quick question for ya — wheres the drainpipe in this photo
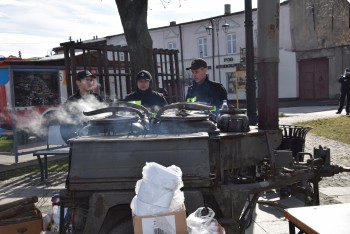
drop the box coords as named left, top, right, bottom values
left=210, top=19, right=216, bottom=81
left=257, top=0, right=280, bottom=130
left=179, top=24, right=186, bottom=99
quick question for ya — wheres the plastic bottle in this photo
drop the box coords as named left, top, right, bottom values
left=221, top=100, right=228, bottom=110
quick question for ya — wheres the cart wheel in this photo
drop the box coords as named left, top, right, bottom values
left=100, top=204, right=133, bottom=234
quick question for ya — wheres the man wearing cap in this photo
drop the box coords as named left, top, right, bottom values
left=66, top=70, right=104, bottom=102
left=336, top=68, right=350, bottom=115
left=60, top=70, right=105, bottom=142
left=185, top=58, right=228, bottom=113
left=124, top=70, right=167, bottom=112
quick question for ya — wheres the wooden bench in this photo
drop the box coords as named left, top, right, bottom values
left=33, top=125, right=69, bottom=181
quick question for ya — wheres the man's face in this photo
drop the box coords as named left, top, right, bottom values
left=346, top=72, right=350, bottom=77
left=191, top=67, right=207, bottom=84
left=137, top=79, right=150, bottom=91
left=77, top=77, right=96, bottom=92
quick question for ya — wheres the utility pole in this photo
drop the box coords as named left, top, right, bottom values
left=244, top=0, right=258, bottom=125
left=257, top=0, right=280, bottom=130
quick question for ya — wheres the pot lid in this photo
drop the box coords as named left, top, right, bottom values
left=89, top=115, right=139, bottom=125
left=83, top=106, right=143, bottom=125
left=156, top=102, right=212, bottom=121
left=159, top=109, right=209, bottom=121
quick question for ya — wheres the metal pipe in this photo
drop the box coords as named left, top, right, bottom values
left=257, top=0, right=280, bottom=130
left=216, top=30, right=222, bottom=83
left=179, top=24, right=186, bottom=98
left=210, top=19, right=216, bottom=81
left=244, top=0, right=258, bottom=125
left=207, top=18, right=229, bottom=83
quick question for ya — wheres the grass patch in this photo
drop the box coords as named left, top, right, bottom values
left=0, top=137, right=14, bottom=152
left=296, top=116, right=350, bottom=144
left=0, top=158, right=69, bottom=181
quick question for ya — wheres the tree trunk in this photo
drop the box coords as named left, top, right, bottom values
left=115, top=0, right=154, bottom=89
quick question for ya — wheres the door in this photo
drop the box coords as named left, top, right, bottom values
left=299, top=58, right=329, bottom=99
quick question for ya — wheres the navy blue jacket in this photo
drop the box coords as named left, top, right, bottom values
left=186, top=75, right=228, bottom=111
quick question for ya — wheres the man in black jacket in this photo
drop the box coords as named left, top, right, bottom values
left=185, top=58, right=228, bottom=113
left=124, top=70, right=167, bottom=112
left=60, top=70, right=105, bottom=142
left=336, top=68, right=350, bottom=115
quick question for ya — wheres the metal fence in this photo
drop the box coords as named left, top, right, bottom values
left=60, top=41, right=183, bottom=103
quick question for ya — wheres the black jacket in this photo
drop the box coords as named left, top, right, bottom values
left=339, top=75, right=350, bottom=93
left=60, top=90, right=104, bottom=142
left=66, top=90, right=104, bottom=103
left=124, top=89, right=167, bottom=112
left=186, top=75, right=228, bottom=110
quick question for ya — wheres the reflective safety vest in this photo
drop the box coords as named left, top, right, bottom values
left=128, top=100, right=142, bottom=105
left=186, top=97, right=216, bottom=112
left=186, top=97, right=197, bottom=103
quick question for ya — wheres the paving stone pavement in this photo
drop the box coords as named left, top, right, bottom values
left=246, top=105, right=350, bottom=233
left=0, top=105, right=349, bottom=233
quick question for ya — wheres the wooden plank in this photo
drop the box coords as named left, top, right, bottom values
left=0, top=203, right=36, bottom=220
left=0, top=197, right=38, bottom=212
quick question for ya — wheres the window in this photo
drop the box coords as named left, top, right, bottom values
left=13, top=70, right=60, bottom=107
left=168, top=42, right=176, bottom=49
left=198, top=38, right=208, bottom=57
left=119, top=52, right=125, bottom=61
left=227, top=34, right=237, bottom=54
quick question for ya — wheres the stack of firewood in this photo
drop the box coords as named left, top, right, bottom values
left=0, top=196, right=42, bottom=226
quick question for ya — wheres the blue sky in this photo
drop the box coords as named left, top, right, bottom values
left=0, top=0, right=255, bottom=58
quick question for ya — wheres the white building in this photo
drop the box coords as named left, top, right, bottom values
left=107, top=1, right=298, bottom=101
left=67, top=0, right=350, bottom=102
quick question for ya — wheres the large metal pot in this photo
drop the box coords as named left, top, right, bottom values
left=81, top=105, right=148, bottom=136
left=151, top=102, right=218, bottom=134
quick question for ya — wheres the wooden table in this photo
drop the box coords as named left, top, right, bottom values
left=284, top=203, right=350, bottom=234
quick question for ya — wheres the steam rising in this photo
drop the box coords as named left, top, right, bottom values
left=15, top=95, right=109, bottom=138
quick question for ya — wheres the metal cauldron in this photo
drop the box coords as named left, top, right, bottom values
left=80, top=105, right=149, bottom=136
left=216, top=108, right=250, bottom=132
left=151, top=102, right=218, bottom=134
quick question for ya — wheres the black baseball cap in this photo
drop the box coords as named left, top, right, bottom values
left=186, top=58, right=207, bottom=70
left=136, top=70, right=152, bottom=81
left=77, top=70, right=96, bottom=80
left=345, top=68, right=350, bottom=73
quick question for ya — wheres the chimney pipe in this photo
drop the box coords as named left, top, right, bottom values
left=224, top=4, right=231, bottom=15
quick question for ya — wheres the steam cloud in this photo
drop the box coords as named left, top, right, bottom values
left=15, top=95, right=109, bottom=138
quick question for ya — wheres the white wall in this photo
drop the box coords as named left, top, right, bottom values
left=106, top=2, right=298, bottom=100
left=278, top=49, right=297, bottom=98
left=278, top=3, right=298, bottom=98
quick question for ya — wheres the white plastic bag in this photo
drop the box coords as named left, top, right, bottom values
left=43, top=205, right=61, bottom=232
left=43, top=205, right=70, bottom=232
left=136, top=179, right=175, bottom=207
left=187, top=207, right=226, bottom=234
left=142, top=162, right=183, bottom=190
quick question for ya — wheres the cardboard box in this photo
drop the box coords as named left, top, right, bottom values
left=133, top=208, right=187, bottom=234
left=0, top=209, right=43, bottom=234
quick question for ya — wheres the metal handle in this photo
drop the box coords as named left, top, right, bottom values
left=83, top=106, right=145, bottom=119
left=155, top=102, right=213, bottom=119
